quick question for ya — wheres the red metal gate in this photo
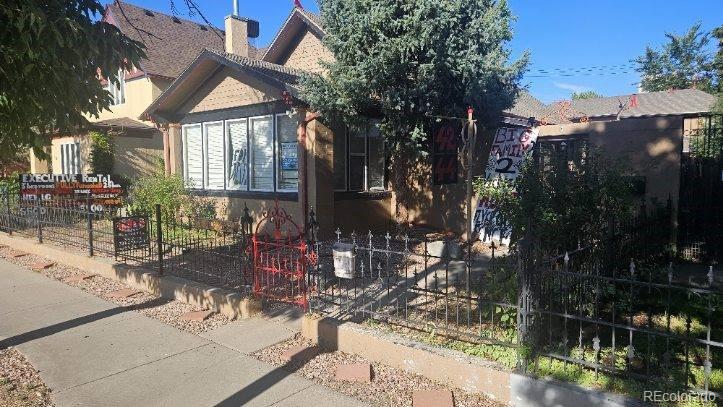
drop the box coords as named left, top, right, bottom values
left=252, top=200, right=310, bottom=309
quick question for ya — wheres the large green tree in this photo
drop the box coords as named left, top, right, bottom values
left=634, top=23, right=717, bottom=93
left=300, top=0, right=528, bottom=157
left=0, top=0, right=145, bottom=160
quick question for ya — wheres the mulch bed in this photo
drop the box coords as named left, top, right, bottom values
left=0, top=347, right=53, bottom=407
left=251, top=334, right=502, bottom=407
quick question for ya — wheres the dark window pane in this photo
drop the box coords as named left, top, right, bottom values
left=333, top=122, right=347, bottom=190
left=349, top=155, right=365, bottom=191
left=367, top=122, right=384, bottom=190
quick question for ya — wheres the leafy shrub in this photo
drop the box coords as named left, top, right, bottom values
left=0, top=174, right=20, bottom=196
left=127, top=165, right=189, bottom=218
left=474, top=148, right=635, bottom=254
left=89, top=131, right=114, bottom=174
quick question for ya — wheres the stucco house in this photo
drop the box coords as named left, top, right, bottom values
left=29, top=1, right=261, bottom=181
left=140, top=0, right=718, bottom=239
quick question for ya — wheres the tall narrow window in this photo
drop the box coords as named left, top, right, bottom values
left=276, top=113, right=299, bottom=191
left=183, top=124, right=203, bottom=188
left=249, top=116, right=274, bottom=191
left=367, top=121, right=385, bottom=191
left=106, top=69, right=126, bottom=106
left=60, top=142, right=80, bottom=174
left=204, top=122, right=225, bottom=190
left=348, top=126, right=366, bottom=191
left=226, top=119, right=248, bottom=190
left=334, top=120, right=386, bottom=192
left=332, top=121, right=347, bottom=191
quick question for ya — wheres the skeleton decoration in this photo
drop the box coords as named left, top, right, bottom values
left=229, top=148, right=247, bottom=187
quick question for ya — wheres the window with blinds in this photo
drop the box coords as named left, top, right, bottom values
left=182, top=113, right=299, bottom=194
left=106, top=69, right=126, bottom=106
left=60, top=142, right=81, bottom=174
left=183, top=124, right=203, bottom=188
left=204, top=122, right=225, bottom=190
left=250, top=116, right=274, bottom=191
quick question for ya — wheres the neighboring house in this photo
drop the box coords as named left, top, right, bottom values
left=505, top=89, right=717, bottom=214
left=29, top=0, right=259, bottom=180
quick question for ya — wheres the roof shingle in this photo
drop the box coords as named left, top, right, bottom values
left=107, top=1, right=261, bottom=79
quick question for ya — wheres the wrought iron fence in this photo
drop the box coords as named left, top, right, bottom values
left=306, top=210, right=721, bottom=398
left=0, top=192, right=253, bottom=292
left=1, top=193, right=119, bottom=256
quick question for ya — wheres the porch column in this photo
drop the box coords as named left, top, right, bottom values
left=167, top=123, right=182, bottom=176
left=305, top=118, right=335, bottom=240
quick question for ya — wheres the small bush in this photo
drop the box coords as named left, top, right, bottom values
left=127, top=165, right=189, bottom=218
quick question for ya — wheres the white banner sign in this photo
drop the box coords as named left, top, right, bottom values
left=474, top=127, right=539, bottom=243
left=484, top=127, right=539, bottom=181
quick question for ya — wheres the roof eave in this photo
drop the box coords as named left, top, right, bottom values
left=142, top=49, right=301, bottom=123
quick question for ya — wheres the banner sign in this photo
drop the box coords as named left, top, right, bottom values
left=485, top=127, right=539, bottom=180
left=474, top=127, right=539, bottom=243
left=113, top=216, right=150, bottom=254
left=280, top=142, right=299, bottom=171
left=472, top=198, right=513, bottom=244
left=19, top=174, right=123, bottom=212
left=431, top=120, right=461, bottom=185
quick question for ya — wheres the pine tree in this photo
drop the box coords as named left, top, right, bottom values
left=300, top=0, right=528, bottom=157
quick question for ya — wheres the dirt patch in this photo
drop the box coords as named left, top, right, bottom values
left=251, top=334, right=502, bottom=407
left=0, top=347, right=53, bottom=407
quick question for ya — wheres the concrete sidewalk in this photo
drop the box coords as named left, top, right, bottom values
left=0, top=258, right=366, bottom=407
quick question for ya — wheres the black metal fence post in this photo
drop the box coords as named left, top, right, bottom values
left=87, top=194, right=94, bottom=256
left=155, top=204, right=163, bottom=275
left=35, top=194, right=42, bottom=243
left=3, top=192, right=11, bottom=236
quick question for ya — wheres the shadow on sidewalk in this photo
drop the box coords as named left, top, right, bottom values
left=0, top=297, right=173, bottom=349
left=216, top=345, right=328, bottom=406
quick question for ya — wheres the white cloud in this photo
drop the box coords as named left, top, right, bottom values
left=553, top=82, right=594, bottom=94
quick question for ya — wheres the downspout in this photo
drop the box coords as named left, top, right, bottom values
left=299, top=111, right=321, bottom=233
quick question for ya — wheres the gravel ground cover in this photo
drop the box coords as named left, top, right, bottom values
left=0, top=247, right=230, bottom=335
left=251, top=334, right=502, bottom=407
left=0, top=347, right=53, bottom=407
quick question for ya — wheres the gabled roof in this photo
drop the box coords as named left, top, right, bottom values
left=261, top=7, right=324, bottom=64
left=106, top=1, right=262, bottom=79
left=141, top=49, right=303, bottom=122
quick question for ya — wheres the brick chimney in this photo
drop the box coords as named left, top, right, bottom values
left=225, top=0, right=259, bottom=57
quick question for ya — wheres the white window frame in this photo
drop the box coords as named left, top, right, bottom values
left=106, top=69, right=126, bottom=106
left=225, top=118, right=249, bottom=191
left=203, top=121, right=226, bottom=190
left=60, top=141, right=81, bottom=174
left=182, top=123, right=203, bottom=189
left=249, top=114, right=276, bottom=193
left=275, top=113, right=300, bottom=192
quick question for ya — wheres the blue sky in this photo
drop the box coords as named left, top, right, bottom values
left=123, top=0, right=722, bottom=103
